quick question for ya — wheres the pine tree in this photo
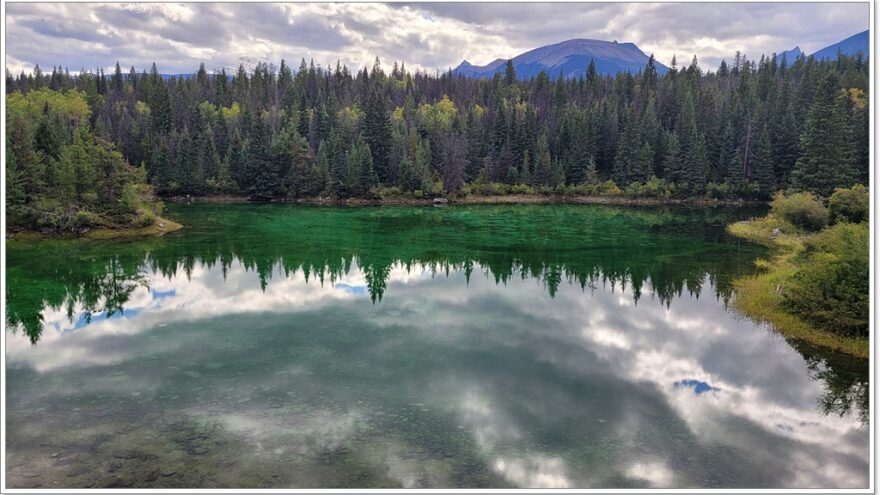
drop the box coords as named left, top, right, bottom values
left=770, top=81, right=800, bottom=187
left=353, top=136, right=378, bottom=196
left=9, top=115, right=45, bottom=204
left=551, top=158, right=565, bottom=188
left=245, top=116, right=283, bottom=200
left=312, top=140, right=330, bottom=195
left=751, top=124, right=776, bottom=198
left=34, top=108, right=64, bottom=161
left=6, top=145, right=26, bottom=207
left=519, top=149, right=532, bottom=184
left=284, top=129, right=314, bottom=199
left=533, top=132, right=554, bottom=186
left=297, top=95, right=310, bottom=139
left=363, top=87, right=392, bottom=183
left=719, top=122, right=739, bottom=182
left=504, top=60, right=517, bottom=85
left=584, top=155, right=599, bottom=184
left=683, top=130, right=709, bottom=189
left=791, top=72, right=858, bottom=196
left=631, top=140, right=653, bottom=184
left=150, top=83, right=173, bottom=134
left=612, top=114, right=636, bottom=185
left=56, top=126, right=95, bottom=203
left=328, top=129, right=350, bottom=198
left=567, top=147, right=589, bottom=185
left=112, top=62, right=124, bottom=93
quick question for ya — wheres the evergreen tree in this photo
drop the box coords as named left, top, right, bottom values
left=719, top=122, right=739, bottom=182
left=751, top=124, right=776, bottom=197
left=297, top=95, right=310, bottom=139
left=363, top=87, right=392, bottom=182
left=584, top=155, right=599, bottom=184
left=150, top=83, right=173, bottom=134
left=504, top=60, right=517, bottom=85
left=281, top=129, right=315, bottom=199
left=791, top=72, right=858, bottom=196
left=4, top=50, right=868, bottom=208
left=533, top=132, right=554, bottom=186
left=354, top=138, right=378, bottom=196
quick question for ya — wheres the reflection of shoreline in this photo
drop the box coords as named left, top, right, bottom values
left=5, top=263, right=868, bottom=489
left=161, top=193, right=765, bottom=207
left=8, top=251, right=754, bottom=345
left=7, top=256, right=869, bottom=430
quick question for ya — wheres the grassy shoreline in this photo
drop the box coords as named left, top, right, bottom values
left=727, top=217, right=869, bottom=359
left=7, top=216, right=183, bottom=241
left=166, top=194, right=760, bottom=207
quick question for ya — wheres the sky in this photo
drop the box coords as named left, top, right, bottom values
left=4, top=2, right=870, bottom=76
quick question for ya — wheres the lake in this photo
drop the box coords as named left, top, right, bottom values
left=5, top=203, right=869, bottom=489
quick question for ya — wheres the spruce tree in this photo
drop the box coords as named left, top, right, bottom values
left=719, top=122, right=739, bottom=182
left=534, top=132, right=553, bottom=186
left=285, top=130, right=314, bottom=199
left=504, top=60, right=517, bottom=86
left=363, top=87, right=392, bottom=183
left=584, top=156, right=599, bottom=184
left=791, top=72, right=857, bottom=196
left=751, top=124, right=776, bottom=198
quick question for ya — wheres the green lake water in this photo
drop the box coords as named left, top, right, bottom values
left=5, top=203, right=869, bottom=488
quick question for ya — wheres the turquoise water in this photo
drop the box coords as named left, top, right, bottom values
left=5, top=204, right=869, bottom=488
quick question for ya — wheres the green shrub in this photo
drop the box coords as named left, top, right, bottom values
left=829, top=184, right=869, bottom=224
left=706, top=181, right=731, bottom=199
left=671, top=181, right=711, bottom=199
left=132, top=209, right=157, bottom=227
left=371, top=185, right=403, bottom=199
left=783, top=222, right=868, bottom=338
left=771, top=192, right=829, bottom=232
left=624, top=177, right=672, bottom=198
left=510, top=183, right=536, bottom=195
left=597, top=180, right=622, bottom=196
left=423, top=179, right=445, bottom=197
left=75, top=210, right=103, bottom=228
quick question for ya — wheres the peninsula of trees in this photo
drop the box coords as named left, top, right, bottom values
left=5, top=51, right=869, bottom=231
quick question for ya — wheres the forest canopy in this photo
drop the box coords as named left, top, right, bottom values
left=5, top=50, right=869, bottom=229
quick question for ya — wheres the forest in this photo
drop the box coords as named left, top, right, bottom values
left=4, top=51, right=870, bottom=231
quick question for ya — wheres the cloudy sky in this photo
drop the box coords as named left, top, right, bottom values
left=4, top=2, right=870, bottom=75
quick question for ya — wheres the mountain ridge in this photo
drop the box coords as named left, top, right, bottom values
left=453, top=38, right=668, bottom=79
left=810, top=30, right=868, bottom=61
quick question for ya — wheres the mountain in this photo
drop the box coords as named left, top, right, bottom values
left=225, top=56, right=274, bottom=75
left=453, top=38, right=667, bottom=79
left=454, top=58, right=506, bottom=78
left=776, top=46, right=803, bottom=63
left=810, top=30, right=868, bottom=61
left=160, top=73, right=195, bottom=81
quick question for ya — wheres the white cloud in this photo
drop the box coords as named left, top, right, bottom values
left=4, top=3, right=869, bottom=74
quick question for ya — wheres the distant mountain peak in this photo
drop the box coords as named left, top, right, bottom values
left=226, top=55, right=274, bottom=75
left=454, top=38, right=665, bottom=80
left=776, top=46, right=803, bottom=62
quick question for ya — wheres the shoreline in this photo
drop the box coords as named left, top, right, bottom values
left=165, top=194, right=763, bottom=207
left=726, top=219, right=869, bottom=359
left=7, top=216, right=183, bottom=241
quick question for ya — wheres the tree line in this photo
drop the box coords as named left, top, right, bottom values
left=5, top=50, right=869, bottom=219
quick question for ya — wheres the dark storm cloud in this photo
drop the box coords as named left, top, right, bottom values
left=4, top=2, right=870, bottom=75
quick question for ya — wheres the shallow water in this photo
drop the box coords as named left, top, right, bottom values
left=5, top=204, right=869, bottom=488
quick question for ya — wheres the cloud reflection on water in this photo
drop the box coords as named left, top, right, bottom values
left=5, top=259, right=869, bottom=488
